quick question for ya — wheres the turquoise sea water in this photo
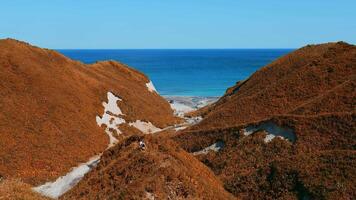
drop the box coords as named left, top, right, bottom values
left=58, top=49, right=293, bottom=97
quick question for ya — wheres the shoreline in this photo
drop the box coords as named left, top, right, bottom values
left=163, top=96, right=219, bottom=116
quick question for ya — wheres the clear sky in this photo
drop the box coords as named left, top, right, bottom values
left=1, top=0, right=355, bottom=49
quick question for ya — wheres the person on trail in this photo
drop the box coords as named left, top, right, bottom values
left=139, top=140, right=146, bottom=150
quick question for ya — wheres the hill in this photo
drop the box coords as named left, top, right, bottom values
left=175, top=42, right=356, bottom=199
left=189, top=42, right=355, bottom=130
left=1, top=39, right=354, bottom=199
left=0, top=38, right=179, bottom=185
left=61, top=135, right=235, bottom=200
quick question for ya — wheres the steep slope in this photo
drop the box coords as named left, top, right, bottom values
left=190, top=42, right=355, bottom=130
left=61, top=135, right=235, bottom=200
left=0, top=39, right=179, bottom=185
left=175, top=42, right=356, bottom=199
left=0, top=179, right=50, bottom=200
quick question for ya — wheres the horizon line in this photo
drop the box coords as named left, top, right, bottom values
left=55, top=48, right=296, bottom=50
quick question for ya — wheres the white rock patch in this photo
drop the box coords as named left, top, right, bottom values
left=146, top=81, right=157, bottom=93
left=242, top=121, right=296, bottom=143
left=146, top=191, right=155, bottom=200
left=33, top=92, right=126, bottom=198
left=192, top=141, right=225, bottom=156
left=129, top=120, right=162, bottom=134
left=33, top=91, right=164, bottom=198
left=185, top=116, right=203, bottom=125
left=96, top=92, right=126, bottom=147
left=33, top=155, right=100, bottom=199
left=174, top=126, right=187, bottom=131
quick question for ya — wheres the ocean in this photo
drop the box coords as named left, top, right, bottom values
left=58, top=49, right=293, bottom=97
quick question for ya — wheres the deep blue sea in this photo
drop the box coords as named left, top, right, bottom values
left=58, top=49, right=293, bottom=97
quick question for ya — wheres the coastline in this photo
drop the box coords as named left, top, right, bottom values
left=164, top=96, right=219, bottom=116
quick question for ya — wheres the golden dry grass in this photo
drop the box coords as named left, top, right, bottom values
left=0, top=179, right=50, bottom=200
left=174, top=42, right=356, bottom=199
left=61, top=135, right=236, bottom=200
left=190, top=42, right=356, bottom=131
left=0, top=38, right=179, bottom=185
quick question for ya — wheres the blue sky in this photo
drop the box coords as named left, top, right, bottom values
left=0, top=0, right=355, bottom=49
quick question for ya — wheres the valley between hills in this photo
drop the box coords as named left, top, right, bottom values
left=0, top=39, right=355, bottom=200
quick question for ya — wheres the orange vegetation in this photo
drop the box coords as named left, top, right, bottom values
left=61, top=135, right=236, bottom=200
left=189, top=42, right=355, bottom=130
left=0, top=39, right=179, bottom=185
left=175, top=42, right=356, bottom=199
left=0, top=179, right=50, bottom=200
left=0, top=39, right=354, bottom=200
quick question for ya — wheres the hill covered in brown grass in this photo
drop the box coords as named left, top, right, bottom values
left=1, top=39, right=354, bottom=200
left=61, top=135, right=235, bottom=200
left=175, top=113, right=355, bottom=199
left=189, top=42, right=355, bottom=130
left=0, top=38, right=179, bottom=185
left=175, top=42, right=356, bottom=199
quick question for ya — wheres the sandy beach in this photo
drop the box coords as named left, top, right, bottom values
left=164, top=96, right=218, bottom=116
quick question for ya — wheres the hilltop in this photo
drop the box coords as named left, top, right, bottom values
left=175, top=42, right=356, bottom=199
left=0, top=38, right=179, bottom=186
left=188, top=42, right=355, bottom=130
